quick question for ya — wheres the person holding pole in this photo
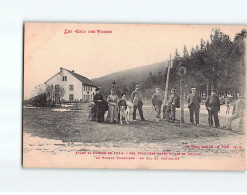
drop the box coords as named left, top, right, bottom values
left=205, top=88, right=220, bottom=128
left=188, top=88, right=201, bottom=126
left=151, top=88, right=163, bottom=122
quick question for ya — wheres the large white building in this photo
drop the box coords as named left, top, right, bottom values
left=45, top=67, right=98, bottom=102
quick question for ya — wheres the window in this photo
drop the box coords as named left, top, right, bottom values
left=62, top=76, right=67, bottom=81
left=69, top=85, right=74, bottom=91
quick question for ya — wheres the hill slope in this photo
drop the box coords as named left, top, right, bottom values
left=92, top=61, right=168, bottom=90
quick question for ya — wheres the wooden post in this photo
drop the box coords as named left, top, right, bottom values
left=163, top=54, right=171, bottom=105
left=162, top=54, right=171, bottom=119
left=180, top=76, right=184, bottom=123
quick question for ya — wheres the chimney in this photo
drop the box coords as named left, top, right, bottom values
left=72, top=70, right=74, bottom=73
left=60, top=67, right=63, bottom=71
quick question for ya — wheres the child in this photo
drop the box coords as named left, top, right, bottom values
left=118, top=93, right=129, bottom=124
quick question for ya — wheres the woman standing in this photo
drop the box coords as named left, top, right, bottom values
left=106, top=88, right=119, bottom=123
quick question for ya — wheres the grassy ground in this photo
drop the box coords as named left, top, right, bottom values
left=23, top=102, right=245, bottom=158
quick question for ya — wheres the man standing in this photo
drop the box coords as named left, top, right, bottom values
left=151, top=88, right=163, bottom=122
left=188, top=88, right=201, bottom=126
left=131, top=85, right=145, bottom=121
left=93, top=88, right=106, bottom=123
left=205, top=88, right=220, bottom=128
left=222, top=95, right=245, bottom=132
left=165, top=88, right=178, bottom=123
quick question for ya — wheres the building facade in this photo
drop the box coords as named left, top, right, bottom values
left=45, top=67, right=98, bottom=102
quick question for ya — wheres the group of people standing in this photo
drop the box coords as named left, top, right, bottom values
left=90, top=87, right=119, bottom=123
left=151, top=87, right=180, bottom=122
left=91, top=84, right=145, bottom=123
left=186, top=87, right=221, bottom=128
left=151, top=87, right=221, bottom=126
left=186, top=87, right=245, bottom=131
left=91, top=84, right=245, bottom=132
left=151, top=86, right=245, bottom=132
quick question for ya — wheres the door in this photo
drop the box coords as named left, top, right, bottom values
left=69, top=94, right=74, bottom=102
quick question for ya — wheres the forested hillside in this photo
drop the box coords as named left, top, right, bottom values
left=93, top=29, right=246, bottom=99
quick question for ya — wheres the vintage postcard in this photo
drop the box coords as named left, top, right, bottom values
left=23, top=23, right=247, bottom=170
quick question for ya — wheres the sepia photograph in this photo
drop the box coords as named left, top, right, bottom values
left=23, top=23, right=247, bottom=170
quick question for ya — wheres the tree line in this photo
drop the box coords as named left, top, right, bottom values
left=24, top=84, right=65, bottom=107
left=103, top=29, right=246, bottom=100
left=27, top=29, right=246, bottom=105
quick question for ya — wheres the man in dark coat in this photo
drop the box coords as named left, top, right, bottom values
left=131, top=84, right=145, bottom=121
left=151, top=88, right=163, bottom=121
left=205, top=88, right=220, bottom=128
left=93, top=88, right=105, bottom=123
left=188, top=88, right=201, bottom=126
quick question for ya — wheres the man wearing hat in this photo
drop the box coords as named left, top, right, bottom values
left=165, top=88, right=179, bottom=122
left=188, top=88, right=201, bottom=126
left=151, top=88, right=163, bottom=121
left=93, top=87, right=106, bottom=123
left=205, top=88, right=220, bottom=128
left=131, top=84, right=145, bottom=121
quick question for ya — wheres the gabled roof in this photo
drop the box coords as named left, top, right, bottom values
left=45, top=68, right=98, bottom=87
left=65, top=69, right=98, bottom=87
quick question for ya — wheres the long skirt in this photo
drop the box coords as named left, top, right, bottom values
left=106, top=104, right=118, bottom=123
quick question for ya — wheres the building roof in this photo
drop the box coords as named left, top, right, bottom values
left=65, top=69, right=98, bottom=87
left=45, top=68, right=98, bottom=87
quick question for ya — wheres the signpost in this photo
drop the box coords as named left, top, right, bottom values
left=162, top=54, right=172, bottom=119
left=176, top=65, right=187, bottom=124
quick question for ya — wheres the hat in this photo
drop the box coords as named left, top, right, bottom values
left=191, top=88, right=196, bottom=91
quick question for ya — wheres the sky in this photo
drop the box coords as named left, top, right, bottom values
left=24, top=23, right=245, bottom=99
